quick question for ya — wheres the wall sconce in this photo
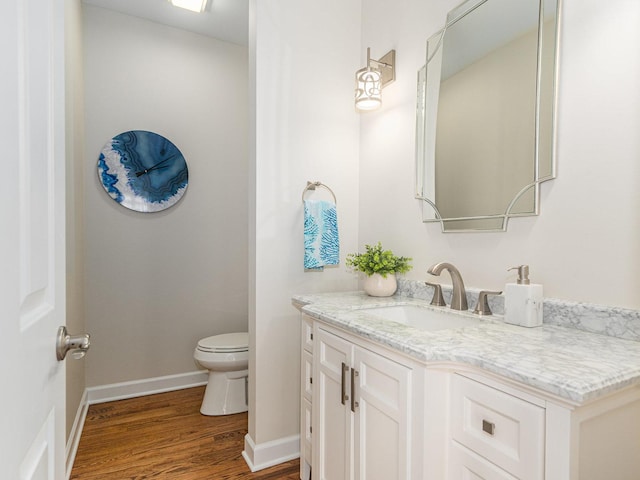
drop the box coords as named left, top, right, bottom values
left=168, top=0, right=209, bottom=13
left=355, top=47, right=396, bottom=112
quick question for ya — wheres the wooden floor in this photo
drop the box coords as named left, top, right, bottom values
left=70, top=386, right=300, bottom=479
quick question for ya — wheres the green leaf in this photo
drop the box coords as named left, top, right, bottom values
left=345, top=242, right=412, bottom=277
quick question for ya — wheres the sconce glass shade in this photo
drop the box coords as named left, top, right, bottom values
left=355, top=67, right=382, bottom=111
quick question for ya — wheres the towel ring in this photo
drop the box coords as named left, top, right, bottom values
left=301, top=181, right=337, bottom=204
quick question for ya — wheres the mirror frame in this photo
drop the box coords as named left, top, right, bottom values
left=415, top=0, right=562, bottom=232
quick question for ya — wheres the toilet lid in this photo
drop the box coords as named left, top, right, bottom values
left=197, top=332, right=248, bottom=353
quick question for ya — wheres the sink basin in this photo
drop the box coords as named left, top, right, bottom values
left=360, top=305, right=480, bottom=331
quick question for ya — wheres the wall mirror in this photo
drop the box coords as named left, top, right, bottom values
left=415, top=0, right=560, bottom=232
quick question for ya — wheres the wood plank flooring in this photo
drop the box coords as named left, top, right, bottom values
left=70, top=386, right=300, bottom=479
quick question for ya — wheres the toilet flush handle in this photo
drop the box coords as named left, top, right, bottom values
left=56, top=326, right=91, bottom=361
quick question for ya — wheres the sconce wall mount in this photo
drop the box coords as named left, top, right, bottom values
left=372, top=49, right=396, bottom=87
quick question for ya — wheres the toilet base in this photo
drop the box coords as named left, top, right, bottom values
left=200, top=369, right=248, bottom=416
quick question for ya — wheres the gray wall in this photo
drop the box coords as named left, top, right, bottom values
left=83, top=6, right=249, bottom=387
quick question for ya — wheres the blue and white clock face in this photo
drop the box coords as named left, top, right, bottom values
left=97, top=130, right=189, bottom=213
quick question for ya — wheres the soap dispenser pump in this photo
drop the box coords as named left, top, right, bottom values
left=504, top=265, right=543, bottom=327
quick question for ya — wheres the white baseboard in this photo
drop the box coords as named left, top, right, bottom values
left=65, top=389, right=89, bottom=480
left=242, top=433, right=300, bottom=472
left=86, top=370, right=208, bottom=405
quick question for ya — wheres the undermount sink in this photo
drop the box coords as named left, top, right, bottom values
left=360, top=304, right=481, bottom=331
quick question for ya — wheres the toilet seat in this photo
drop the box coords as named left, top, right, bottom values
left=197, top=332, right=248, bottom=353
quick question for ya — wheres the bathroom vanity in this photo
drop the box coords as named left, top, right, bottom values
left=293, top=291, right=640, bottom=480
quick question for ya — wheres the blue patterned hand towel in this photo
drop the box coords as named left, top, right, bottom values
left=304, top=199, right=339, bottom=270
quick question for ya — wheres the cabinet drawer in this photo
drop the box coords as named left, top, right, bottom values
left=302, top=398, right=312, bottom=464
left=451, top=374, right=544, bottom=480
left=448, top=441, right=518, bottom=480
left=302, top=315, right=314, bottom=353
left=303, top=350, right=313, bottom=401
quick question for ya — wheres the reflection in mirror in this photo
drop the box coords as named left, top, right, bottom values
left=415, top=0, right=560, bottom=232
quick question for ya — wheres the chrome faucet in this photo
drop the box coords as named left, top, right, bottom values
left=427, top=262, right=468, bottom=311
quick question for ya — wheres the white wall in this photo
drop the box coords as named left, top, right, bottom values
left=248, top=0, right=361, bottom=464
left=83, top=6, right=249, bottom=386
left=360, top=0, right=640, bottom=309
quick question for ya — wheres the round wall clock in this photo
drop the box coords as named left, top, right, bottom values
left=97, top=130, right=189, bottom=213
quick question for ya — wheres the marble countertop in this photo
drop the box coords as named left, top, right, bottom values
left=293, top=291, right=640, bottom=404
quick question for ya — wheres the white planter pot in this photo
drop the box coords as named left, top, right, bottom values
left=363, top=273, right=397, bottom=297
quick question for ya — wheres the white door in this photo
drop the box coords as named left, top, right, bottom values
left=0, top=0, right=67, bottom=479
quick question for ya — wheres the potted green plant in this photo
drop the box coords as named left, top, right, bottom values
left=346, top=242, right=412, bottom=296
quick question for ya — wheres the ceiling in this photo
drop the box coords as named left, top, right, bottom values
left=82, top=0, right=249, bottom=46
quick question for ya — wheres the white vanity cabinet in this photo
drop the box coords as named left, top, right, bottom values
left=300, top=315, right=314, bottom=480
left=304, top=316, right=422, bottom=480
left=298, top=309, right=640, bottom=480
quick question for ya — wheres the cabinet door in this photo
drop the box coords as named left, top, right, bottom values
left=314, top=328, right=354, bottom=480
left=353, top=345, right=412, bottom=480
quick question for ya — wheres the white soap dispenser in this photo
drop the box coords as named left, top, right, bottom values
left=504, top=265, right=543, bottom=327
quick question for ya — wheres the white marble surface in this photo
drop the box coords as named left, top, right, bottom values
left=395, top=278, right=640, bottom=342
left=293, top=291, right=640, bottom=404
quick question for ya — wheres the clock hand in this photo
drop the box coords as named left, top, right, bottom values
left=134, top=154, right=177, bottom=177
left=138, top=165, right=169, bottom=175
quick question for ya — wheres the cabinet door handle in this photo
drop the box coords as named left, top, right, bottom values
left=341, top=362, right=349, bottom=404
left=482, top=419, right=495, bottom=436
left=350, top=368, right=359, bottom=412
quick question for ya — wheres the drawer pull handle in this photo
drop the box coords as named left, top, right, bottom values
left=341, top=362, right=349, bottom=404
left=351, top=368, right=359, bottom=412
left=482, top=419, right=495, bottom=436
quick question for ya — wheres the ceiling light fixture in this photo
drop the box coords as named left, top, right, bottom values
left=168, top=0, right=209, bottom=13
left=355, top=47, right=396, bottom=112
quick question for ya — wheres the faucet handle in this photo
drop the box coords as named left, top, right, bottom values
left=473, top=290, right=503, bottom=316
left=425, top=282, right=446, bottom=307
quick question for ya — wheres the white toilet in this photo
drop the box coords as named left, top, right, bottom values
left=194, top=332, right=249, bottom=416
